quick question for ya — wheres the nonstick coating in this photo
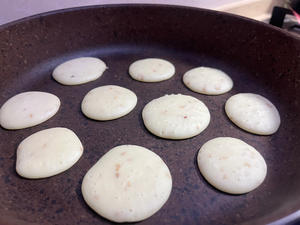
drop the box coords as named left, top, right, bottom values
left=0, top=4, right=300, bottom=225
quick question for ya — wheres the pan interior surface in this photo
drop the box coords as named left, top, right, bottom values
left=0, top=5, right=300, bottom=225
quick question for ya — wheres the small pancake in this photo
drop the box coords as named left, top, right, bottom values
left=52, top=57, right=107, bottom=85
left=81, top=145, right=172, bottom=223
left=129, top=58, right=175, bottom=82
left=197, top=137, right=267, bottom=194
left=225, top=93, right=280, bottom=135
left=81, top=85, right=137, bottom=121
left=0, top=91, right=60, bottom=130
left=142, top=94, right=210, bottom=139
left=16, top=127, right=83, bottom=179
left=183, top=66, right=233, bottom=95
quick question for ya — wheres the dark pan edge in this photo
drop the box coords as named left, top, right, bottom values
left=1, top=3, right=300, bottom=42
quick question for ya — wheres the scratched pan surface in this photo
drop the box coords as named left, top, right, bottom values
left=0, top=4, right=300, bottom=225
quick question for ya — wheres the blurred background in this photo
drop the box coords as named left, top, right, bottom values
left=2, top=0, right=300, bottom=37
left=0, top=0, right=284, bottom=25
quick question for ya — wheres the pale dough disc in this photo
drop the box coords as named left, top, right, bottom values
left=52, top=57, right=107, bottom=85
left=0, top=91, right=60, bottom=130
left=129, top=58, right=175, bottom=82
left=183, top=66, right=233, bottom=95
left=197, top=137, right=267, bottom=194
left=81, top=85, right=137, bottom=121
left=225, top=93, right=281, bottom=135
left=16, top=127, right=83, bottom=179
left=81, top=145, right=172, bottom=223
left=142, top=94, right=210, bottom=139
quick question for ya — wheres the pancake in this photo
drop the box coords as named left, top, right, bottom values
left=81, top=145, right=172, bottom=222
left=225, top=93, right=281, bottom=135
left=81, top=85, right=137, bottom=121
left=0, top=91, right=60, bottom=130
left=142, top=94, right=210, bottom=139
left=183, top=66, right=233, bottom=95
left=52, top=57, right=107, bottom=85
left=197, top=137, right=267, bottom=194
left=129, top=58, right=175, bottom=82
left=16, top=127, right=83, bottom=179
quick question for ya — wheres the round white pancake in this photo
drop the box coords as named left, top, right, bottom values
left=16, top=127, right=83, bottom=179
left=129, top=58, right=175, bottom=82
left=225, top=93, right=280, bottom=135
left=81, top=145, right=172, bottom=223
left=197, top=137, right=267, bottom=194
left=52, top=57, right=107, bottom=85
left=81, top=85, right=137, bottom=121
left=183, top=66, right=233, bottom=95
left=0, top=91, right=60, bottom=130
left=142, top=94, right=210, bottom=139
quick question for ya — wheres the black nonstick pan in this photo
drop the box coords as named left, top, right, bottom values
left=0, top=4, right=300, bottom=225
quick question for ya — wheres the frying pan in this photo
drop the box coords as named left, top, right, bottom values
left=0, top=4, right=300, bottom=225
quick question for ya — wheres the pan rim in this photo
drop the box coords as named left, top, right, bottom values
left=0, top=3, right=299, bottom=42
